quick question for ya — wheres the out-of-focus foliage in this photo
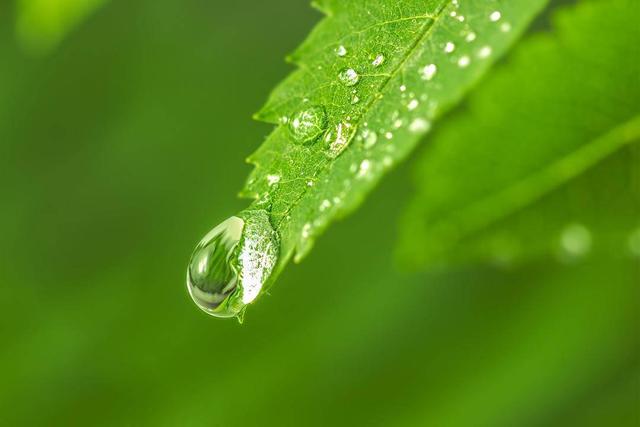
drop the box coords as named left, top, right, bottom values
left=16, top=0, right=107, bottom=53
left=399, top=0, right=640, bottom=267
left=0, top=0, right=637, bottom=426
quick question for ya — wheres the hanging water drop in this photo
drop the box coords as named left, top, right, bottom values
left=186, top=210, right=279, bottom=319
left=288, top=106, right=327, bottom=143
left=338, top=68, right=360, bottom=86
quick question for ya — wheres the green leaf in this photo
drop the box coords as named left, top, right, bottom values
left=398, top=0, right=640, bottom=268
left=243, top=0, right=549, bottom=281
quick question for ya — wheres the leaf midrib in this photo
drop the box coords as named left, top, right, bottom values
left=272, top=1, right=452, bottom=237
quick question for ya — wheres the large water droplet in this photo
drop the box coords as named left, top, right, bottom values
left=338, top=68, right=360, bottom=86
left=187, top=211, right=279, bottom=319
left=288, top=106, right=327, bottom=143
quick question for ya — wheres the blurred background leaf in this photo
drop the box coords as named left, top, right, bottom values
left=398, top=0, right=640, bottom=268
left=0, top=0, right=637, bottom=426
left=16, top=0, right=108, bottom=53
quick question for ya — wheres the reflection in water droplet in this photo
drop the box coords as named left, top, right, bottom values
left=187, top=211, right=279, bottom=319
left=288, top=106, right=327, bottom=143
left=338, top=68, right=360, bottom=86
left=490, top=11, right=502, bottom=22
left=325, top=122, right=357, bottom=158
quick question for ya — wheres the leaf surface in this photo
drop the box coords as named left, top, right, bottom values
left=243, top=0, right=548, bottom=280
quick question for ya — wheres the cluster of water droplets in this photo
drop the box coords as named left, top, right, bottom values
left=187, top=210, right=279, bottom=319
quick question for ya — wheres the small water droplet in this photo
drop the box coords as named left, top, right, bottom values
left=385, top=131, right=393, bottom=140
left=320, top=199, right=331, bottom=211
left=457, top=55, right=471, bottom=67
left=187, top=211, right=279, bottom=319
left=288, top=106, right=328, bottom=143
left=465, top=32, right=477, bottom=42
left=266, top=174, right=280, bottom=186
left=478, top=46, right=492, bottom=59
left=444, top=42, right=456, bottom=53
left=409, top=118, right=431, bottom=133
left=363, top=130, right=378, bottom=148
left=407, top=99, right=419, bottom=111
left=400, top=84, right=407, bottom=92
left=559, top=223, right=592, bottom=259
left=490, top=11, right=502, bottom=22
left=372, top=53, right=385, bottom=67
left=500, top=22, right=512, bottom=32
left=351, top=94, right=360, bottom=104
left=325, top=122, right=357, bottom=158
left=338, top=68, right=360, bottom=86
left=335, top=45, right=347, bottom=57
left=301, top=222, right=312, bottom=238
left=421, top=64, right=437, bottom=80
left=357, top=159, right=371, bottom=177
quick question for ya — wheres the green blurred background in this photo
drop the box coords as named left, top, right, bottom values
left=0, top=1, right=638, bottom=426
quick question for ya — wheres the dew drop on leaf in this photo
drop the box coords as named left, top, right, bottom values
left=362, top=129, right=378, bottom=148
left=186, top=211, right=279, bottom=319
left=324, top=121, right=357, bottom=158
left=421, top=64, right=437, bottom=80
left=409, top=118, right=431, bottom=133
left=335, top=45, right=347, bottom=57
left=288, top=105, right=328, bottom=143
left=478, top=46, right=492, bottom=58
left=457, top=55, right=471, bottom=67
left=371, top=53, right=385, bottom=67
left=338, top=68, right=360, bottom=86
